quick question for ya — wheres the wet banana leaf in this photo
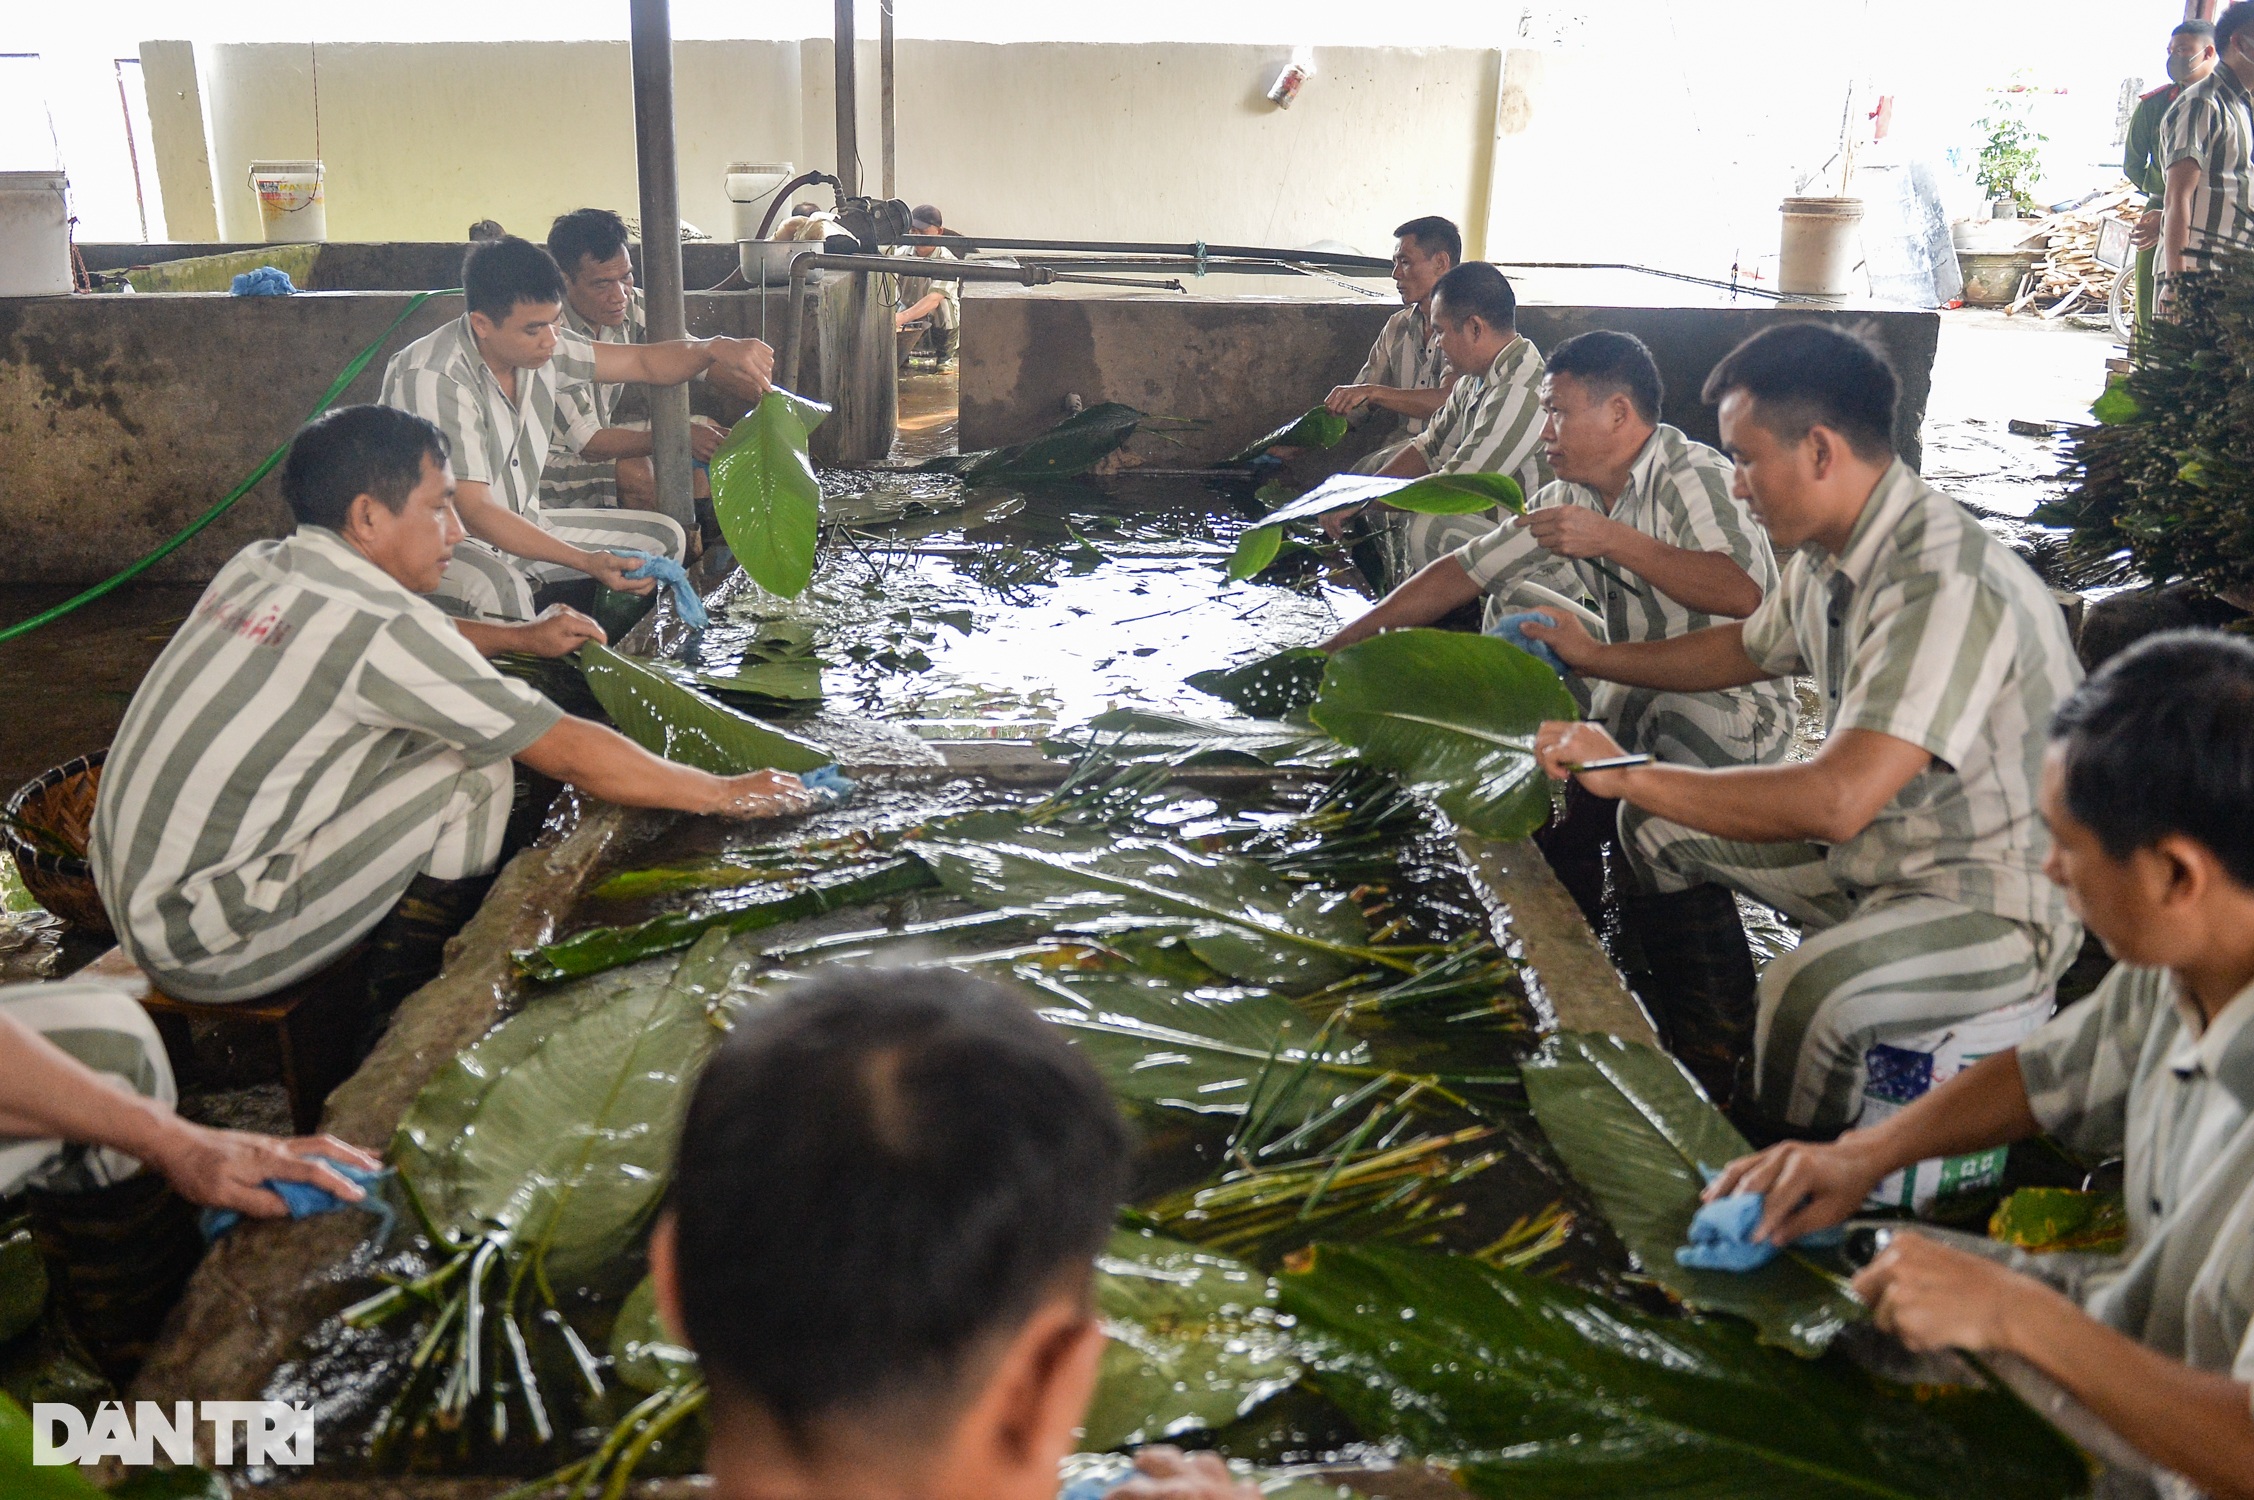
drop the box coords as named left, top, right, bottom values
left=707, top=388, right=830, bottom=599
left=1280, top=1245, right=2089, bottom=1500
left=1989, top=1187, right=2129, bottom=1255
left=685, top=659, right=825, bottom=703
left=1253, top=471, right=1527, bottom=530
left=517, top=857, right=937, bottom=982
left=610, top=1276, right=700, bottom=1395
left=394, top=930, right=746, bottom=1287
left=0, top=1393, right=100, bottom=1500
left=1226, top=406, right=1351, bottom=463
left=1047, top=708, right=1338, bottom=769
left=909, top=828, right=1399, bottom=989
left=580, top=642, right=829, bottom=776
left=918, top=402, right=1145, bottom=481
left=1521, top=1032, right=1860, bottom=1357
left=1009, top=963, right=1373, bottom=1123
left=1309, top=630, right=1578, bottom=841
left=1083, top=1228, right=1305, bottom=1449
left=1186, top=649, right=1329, bottom=718
left=1226, top=524, right=1285, bottom=581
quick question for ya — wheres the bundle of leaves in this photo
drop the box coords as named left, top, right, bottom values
left=2042, top=248, right=2254, bottom=600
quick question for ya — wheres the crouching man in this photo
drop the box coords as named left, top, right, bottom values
left=1530, top=324, right=2083, bottom=1133
left=1707, top=632, right=2254, bottom=1500
left=91, top=406, right=818, bottom=1025
left=649, top=965, right=1260, bottom=1500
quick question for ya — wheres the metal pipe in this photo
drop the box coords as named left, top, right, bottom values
left=880, top=0, right=896, bottom=200
left=926, top=235, right=1394, bottom=272
left=780, top=253, right=1069, bottom=391
left=833, top=0, right=859, bottom=196
left=1488, top=261, right=1789, bottom=300
left=629, top=0, right=697, bottom=533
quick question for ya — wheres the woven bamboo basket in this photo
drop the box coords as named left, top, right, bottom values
left=3, top=750, right=111, bottom=937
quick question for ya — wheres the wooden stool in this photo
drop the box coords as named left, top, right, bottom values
left=83, top=946, right=371, bottom=1136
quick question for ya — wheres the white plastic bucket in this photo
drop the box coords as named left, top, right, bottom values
left=1859, top=990, right=2055, bottom=1213
left=0, top=172, right=72, bottom=296
left=1778, top=196, right=1865, bottom=299
left=249, top=159, right=327, bottom=244
left=726, top=160, right=795, bottom=244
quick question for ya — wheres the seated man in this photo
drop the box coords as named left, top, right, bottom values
left=538, top=208, right=729, bottom=514
left=1530, top=323, right=2082, bottom=1133
left=894, top=204, right=961, bottom=367
left=91, top=405, right=817, bottom=1017
left=651, top=964, right=1258, bottom=1500
left=1322, top=214, right=1462, bottom=474
left=1339, top=262, right=1549, bottom=587
left=1707, top=631, right=2254, bottom=1499
left=1325, top=329, right=1794, bottom=1099
left=380, top=235, right=772, bottom=620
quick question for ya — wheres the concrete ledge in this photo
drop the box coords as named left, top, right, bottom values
left=1454, top=833, right=1656, bottom=1045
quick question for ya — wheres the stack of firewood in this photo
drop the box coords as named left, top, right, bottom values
left=2005, top=187, right=2141, bottom=318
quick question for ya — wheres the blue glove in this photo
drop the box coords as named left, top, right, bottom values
left=1487, top=609, right=1569, bottom=677
left=1675, top=1189, right=1849, bottom=1273
left=229, top=266, right=297, bottom=296
left=200, top=1159, right=391, bottom=1242
left=611, top=548, right=710, bottom=630
left=799, top=764, right=855, bottom=806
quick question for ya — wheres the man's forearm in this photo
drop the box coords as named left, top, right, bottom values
left=516, top=714, right=731, bottom=813
left=1378, top=444, right=1432, bottom=480
left=1367, top=386, right=1451, bottom=421
left=1325, top=558, right=1480, bottom=649
left=2165, top=163, right=2200, bottom=277
left=578, top=427, right=655, bottom=461
left=0, top=1017, right=178, bottom=1162
left=1577, top=623, right=1771, bottom=692
left=1605, top=531, right=1765, bottom=618
left=1845, top=1051, right=2042, bottom=1177
left=457, top=490, right=600, bottom=573
left=597, top=338, right=715, bottom=389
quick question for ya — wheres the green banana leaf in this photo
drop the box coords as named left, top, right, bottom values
left=917, top=402, right=1145, bottom=481
left=0, top=1392, right=99, bottom=1500
left=517, top=857, right=937, bottom=982
left=908, top=827, right=1399, bottom=989
left=580, top=642, right=829, bottom=776
left=1309, top=630, right=1578, bottom=841
left=1254, top=471, right=1528, bottom=530
left=1226, top=525, right=1285, bottom=581
left=1226, top=405, right=1351, bottom=464
left=1083, top=1228, right=1304, bottom=1449
left=1009, top=963, right=1372, bottom=1123
left=610, top=1276, right=700, bottom=1395
left=686, top=659, right=825, bottom=703
left=1520, top=1032, right=1861, bottom=1357
left=1047, top=708, right=1338, bottom=769
left=394, top=930, right=745, bottom=1286
left=1186, top=649, right=1329, bottom=718
left=707, top=388, right=830, bottom=600
left=1989, top=1188, right=2129, bottom=1255
left=1280, top=1245, right=2089, bottom=1500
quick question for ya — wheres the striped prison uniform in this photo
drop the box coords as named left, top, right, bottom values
left=90, top=528, right=563, bottom=1003
left=1345, top=301, right=1453, bottom=476
left=1385, top=336, right=1552, bottom=583
left=1450, top=423, right=1797, bottom=770
left=2162, top=62, right=2254, bottom=269
left=1622, top=460, right=2084, bottom=1132
left=380, top=312, right=685, bottom=620
left=540, top=290, right=650, bottom=510
left=0, top=980, right=173, bottom=1197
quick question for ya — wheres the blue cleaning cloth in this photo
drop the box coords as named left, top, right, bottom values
left=1675, top=1189, right=1848, bottom=1272
left=1487, top=609, right=1569, bottom=677
left=799, top=764, right=855, bottom=806
left=199, top=1160, right=390, bottom=1243
left=613, top=548, right=710, bottom=630
left=229, top=266, right=297, bottom=296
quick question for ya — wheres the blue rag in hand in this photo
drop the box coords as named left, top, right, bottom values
left=1675, top=1189, right=1849, bottom=1272
left=1486, top=609, right=1569, bottom=678
left=229, top=266, right=297, bottom=296
left=199, top=1159, right=391, bottom=1243
left=613, top=548, right=710, bottom=630
left=799, top=764, right=854, bottom=806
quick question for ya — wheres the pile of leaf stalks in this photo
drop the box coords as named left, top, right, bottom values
left=2045, top=246, right=2254, bottom=608
left=288, top=736, right=2091, bottom=1500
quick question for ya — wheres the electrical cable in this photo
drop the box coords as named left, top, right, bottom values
left=0, top=289, right=448, bottom=645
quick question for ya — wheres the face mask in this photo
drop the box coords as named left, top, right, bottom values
left=2168, top=53, right=2195, bottom=84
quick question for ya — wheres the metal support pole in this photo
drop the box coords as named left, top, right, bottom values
left=630, top=0, right=696, bottom=534
left=834, top=0, right=860, bottom=196
left=880, top=0, right=896, bottom=200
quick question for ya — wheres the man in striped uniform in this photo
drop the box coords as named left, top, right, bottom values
left=1531, top=324, right=2083, bottom=1132
left=91, top=406, right=819, bottom=1023
left=539, top=209, right=731, bottom=514
left=1346, top=262, right=1550, bottom=587
left=1324, top=331, right=1793, bottom=1096
left=2161, top=3, right=2254, bottom=305
left=381, top=235, right=768, bottom=619
left=1322, top=215, right=1461, bottom=474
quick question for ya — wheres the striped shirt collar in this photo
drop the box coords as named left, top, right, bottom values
left=2162, top=972, right=2254, bottom=1103
left=1479, top=335, right=1536, bottom=387
left=1809, top=457, right=1921, bottom=590
left=1620, top=423, right=1685, bottom=499
left=252, top=526, right=440, bottom=616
